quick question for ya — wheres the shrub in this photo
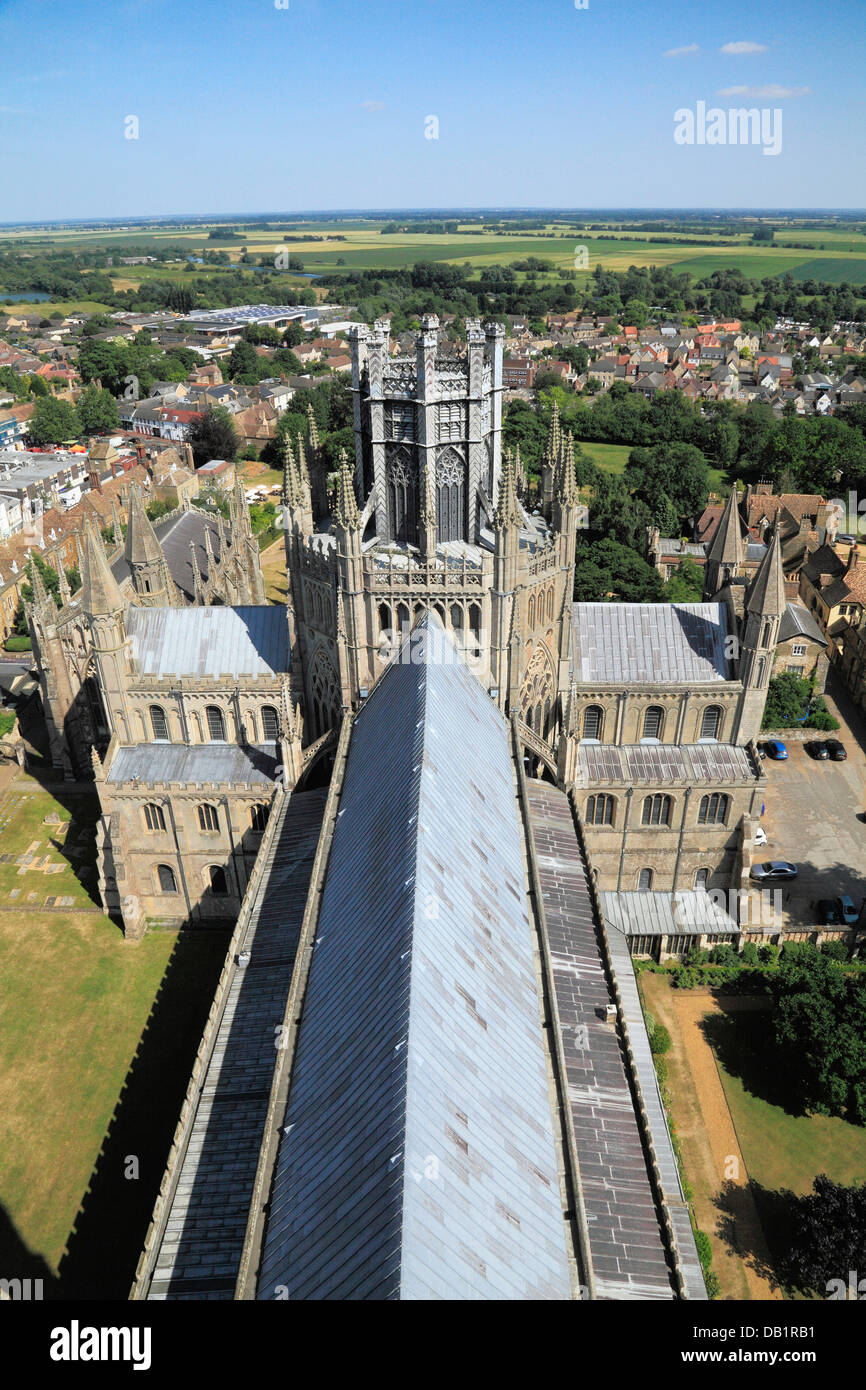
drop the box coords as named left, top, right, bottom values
left=820, top=939, right=850, bottom=962
left=709, top=944, right=738, bottom=966
left=694, top=1229, right=712, bottom=1271
left=741, top=942, right=760, bottom=966
left=704, top=1270, right=721, bottom=1299
left=643, top=1009, right=656, bottom=1039
left=759, top=943, right=780, bottom=966
left=650, top=1023, right=672, bottom=1055
left=0, top=709, right=15, bottom=738
left=654, top=1056, right=668, bottom=1086
left=685, top=946, right=710, bottom=966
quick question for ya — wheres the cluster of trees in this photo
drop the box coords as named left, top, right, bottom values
left=768, top=943, right=866, bottom=1124
left=76, top=337, right=205, bottom=398
left=25, top=385, right=119, bottom=445
left=762, top=672, right=840, bottom=731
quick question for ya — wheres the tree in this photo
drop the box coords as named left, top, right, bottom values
left=761, top=672, right=812, bottom=729
left=282, top=321, right=306, bottom=348
left=26, top=396, right=80, bottom=446
left=623, top=441, right=710, bottom=533
left=573, top=539, right=665, bottom=602
left=768, top=944, right=866, bottom=1123
left=664, top=557, right=704, bottom=602
left=189, top=406, right=238, bottom=467
left=77, top=383, right=119, bottom=435
left=784, top=1176, right=866, bottom=1294
left=28, top=373, right=48, bottom=397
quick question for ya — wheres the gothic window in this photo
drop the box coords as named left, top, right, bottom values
left=208, top=865, right=229, bottom=896
left=638, top=868, right=653, bottom=891
left=469, top=604, right=481, bottom=637
left=586, top=794, right=614, bottom=826
left=582, top=705, right=603, bottom=741
left=756, top=656, right=767, bottom=685
left=396, top=602, right=410, bottom=633
left=695, top=868, right=709, bottom=890
left=450, top=604, right=463, bottom=630
left=519, top=643, right=555, bottom=739
left=437, top=402, right=463, bottom=443
left=642, top=706, right=664, bottom=741
left=761, top=619, right=774, bottom=647
left=386, top=447, right=418, bottom=545
left=261, top=705, right=279, bottom=741
left=435, top=447, right=465, bottom=544
left=150, top=705, right=168, bottom=741
left=206, top=706, right=226, bottom=741
left=143, top=803, right=166, bottom=832
left=641, top=794, right=671, bottom=827
left=528, top=594, right=536, bottom=628
left=699, top=706, right=722, bottom=741
left=83, top=675, right=108, bottom=740
left=198, top=804, right=220, bottom=832
left=698, top=793, right=729, bottom=826
left=546, top=587, right=554, bottom=621
left=250, top=804, right=268, bottom=833
left=310, top=649, right=342, bottom=738
left=157, top=864, right=177, bottom=893
left=378, top=603, right=391, bottom=634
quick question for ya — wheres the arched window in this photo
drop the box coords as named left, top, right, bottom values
left=208, top=865, right=229, bottom=896
left=386, top=446, right=418, bottom=544
left=261, top=705, right=279, bottom=741
left=396, top=602, right=410, bottom=633
left=469, top=604, right=481, bottom=637
left=157, top=864, right=177, bottom=893
left=143, top=803, right=166, bottom=832
left=638, top=868, right=653, bottom=891
left=528, top=594, right=536, bottom=628
left=546, top=587, right=554, bottom=621
left=699, top=706, right=722, bottom=741
left=206, top=706, right=226, bottom=741
left=582, top=705, right=603, bottom=741
left=642, top=706, right=663, bottom=741
left=250, top=804, right=268, bottom=833
left=698, top=793, right=729, bottom=826
left=641, top=794, right=671, bottom=827
left=435, top=447, right=465, bottom=543
left=198, top=804, right=220, bottom=832
left=450, top=604, right=463, bottom=630
left=150, top=705, right=168, bottom=741
left=378, top=603, right=391, bottom=634
left=694, top=868, right=709, bottom=890
left=586, top=794, right=614, bottom=826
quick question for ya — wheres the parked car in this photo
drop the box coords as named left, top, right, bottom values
left=839, top=895, right=859, bottom=925
left=807, top=739, right=829, bottom=759
left=817, top=898, right=843, bottom=925
left=824, top=738, right=847, bottom=761
left=837, top=534, right=857, bottom=546
left=750, top=860, right=798, bottom=882
left=763, top=739, right=789, bottom=760
left=753, top=825, right=768, bottom=846
left=817, top=895, right=859, bottom=926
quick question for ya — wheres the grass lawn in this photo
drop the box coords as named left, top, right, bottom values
left=261, top=538, right=288, bottom=604
left=0, top=772, right=232, bottom=1291
left=574, top=439, right=632, bottom=475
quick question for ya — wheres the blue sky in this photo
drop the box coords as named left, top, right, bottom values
left=1, top=0, right=864, bottom=220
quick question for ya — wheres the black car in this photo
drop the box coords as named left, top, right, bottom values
left=806, top=739, right=829, bottom=759
left=824, top=738, right=847, bottom=761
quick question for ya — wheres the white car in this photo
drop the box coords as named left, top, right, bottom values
left=754, top=826, right=767, bottom=846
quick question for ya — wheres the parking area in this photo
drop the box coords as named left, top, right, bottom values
left=758, top=678, right=866, bottom=928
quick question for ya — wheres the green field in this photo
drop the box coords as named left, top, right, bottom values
left=576, top=438, right=727, bottom=496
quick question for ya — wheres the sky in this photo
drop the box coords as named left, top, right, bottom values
left=1, top=0, right=865, bottom=221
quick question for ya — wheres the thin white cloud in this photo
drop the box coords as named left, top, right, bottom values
left=663, top=43, right=700, bottom=58
left=360, top=100, right=385, bottom=112
left=721, top=41, right=768, bottom=55
left=718, top=84, right=811, bottom=98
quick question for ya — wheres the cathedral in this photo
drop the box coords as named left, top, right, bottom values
left=27, top=316, right=786, bottom=943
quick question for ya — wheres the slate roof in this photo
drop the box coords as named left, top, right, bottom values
left=778, top=601, right=827, bottom=646
left=256, top=614, right=572, bottom=1301
left=107, top=742, right=279, bottom=785
left=126, top=605, right=288, bottom=678
left=111, top=509, right=225, bottom=599
left=578, top=743, right=757, bottom=785
left=572, top=603, right=731, bottom=685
